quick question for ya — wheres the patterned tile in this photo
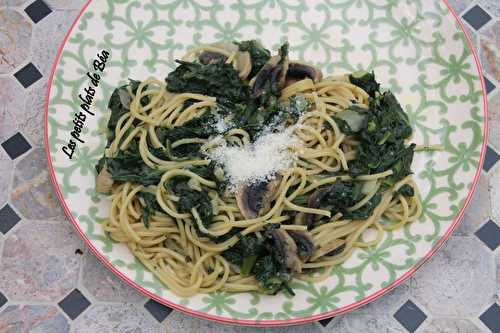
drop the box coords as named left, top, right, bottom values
left=479, top=303, right=500, bottom=333
left=31, top=9, right=79, bottom=76
left=0, top=221, right=81, bottom=301
left=479, top=21, right=500, bottom=82
left=10, top=148, right=65, bottom=220
left=24, top=0, right=52, bottom=24
left=483, top=145, right=500, bottom=172
left=319, top=316, right=334, bottom=327
left=0, top=291, right=6, bottom=309
left=489, top=93, right=500, bottom=152
left=0, top=9, right=32, bottom=75
left=411, top=236, right=495, bottom=317
left=484, top=76, right=496, bottom=94
left=58, top=289, right=91, bottom=320
left=0, top=204, right=21, bottom=235
left=489, top=163, right=500, bottom=223
left=73, top=304, right=159, bottom=333
left=144, top=299, right=173, bottom=323
left=0, top=305, right=69, bottom=332
left=475, top=219, right=500, bottom=250
left=0, top=78, right=25, bottom=143
left=326, top=314, right=405, bottom=333
left=1, top=132, right=31, bottom=160
left=456, top=173, right=491, bottom=235
left=356, top=281, right=410, bottom=315
left=393, top=300, right=427, bottom=333
left=462, top=5, right=493, bottom=30
left=13, top=63, right=43, bottom=88
left=420, top=318, right=482, bottom=333
left=163, top=311, right=321, bottom=333
left=81, top=252, right=144, bottom=303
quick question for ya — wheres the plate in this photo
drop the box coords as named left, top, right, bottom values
left=45, top=0, right=487, bottom=326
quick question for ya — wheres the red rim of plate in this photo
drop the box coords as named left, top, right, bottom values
left=44, top=0, right=489, bottom=327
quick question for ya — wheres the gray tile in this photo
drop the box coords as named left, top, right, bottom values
left=478, top=0, right=500, bottom=19
left=0, top=220, right=82, bottom=301
left=326, top=314, right=405, bottom=333
left=475, top=219, right=500, bottom=250
left=0, top=305, right=69, bottom=333
left=355, top=281, right=410, bottom=315
left=463, top=5, right=492, bottom=31
left=31, top=9, right=80, bottom=76
left=0, top=150, right=13, bottom=205
left=479, top=303, right=500, bottom=333
left=483, top=146, right=500, bottom=172
left=479, top=21, right=500, bottom=83
left=164, top=310, right=321, bottom=333
left=44, top=0, right=87, bottom=10
left=411, top=236, right=495, bottom=317
left=10, top=147, right=65, bottom=220
left=393, top=300, right=427, bottom=333
left=24, top=0, right=53, bottom=24
left=144, top=299, right=172, bottom=323
left=489, top=162, right=500, bottom=223
left=488, top=139, right=500, bottom=179
left=17, top=81, right=47, bottom=146
left=485, top=76, right=496, bottom=94
left=3, top=0, right=29, bottom=6
left=496, top=251, right=500, bottom=298
left=1, top=132, right=32, bottom=160
left=13, top=62, right=43, bottom=88
left=58, top=288, right=90, bottom=320
left=0, top=9, right=32, bottom=75
left=81, top=252, right=145, bottom=303
left=420, top=318, right=484, bottom=333
left=456, top=172, right=490, bottom=235
left=73, top=304, right=159, bottom=333
left=0, top=78, right=25, bottom=143
left=0, top=204, right=21, bottom=234
left=0, top=291, right=6, bottom=309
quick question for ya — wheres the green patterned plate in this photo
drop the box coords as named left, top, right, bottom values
left=44, top=0, right=488, bottom=326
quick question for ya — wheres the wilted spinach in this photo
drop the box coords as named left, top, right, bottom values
left=138, top=192, right=161, bottom=228
left=349, top=71, right=380, bottom=98
left=235, top=39, right=271, bottom=78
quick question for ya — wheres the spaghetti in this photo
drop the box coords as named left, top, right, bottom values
left=95, top=40, right=422, bottom=297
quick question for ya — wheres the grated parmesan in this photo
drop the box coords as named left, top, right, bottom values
left=207, top=127, right=300, bottom=190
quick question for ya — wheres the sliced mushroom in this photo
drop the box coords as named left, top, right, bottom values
left=268, top=229, right=302, bottom=273
left=294, top=188, right=328, bottom=228
left=285, top=61, right=323, bottom=87
left=288, top=230, right=315, bottom=261
left=236, top=177, right=280, bottom=219
left=198, top=42, right=252, bottom=80
left=251, top=54, right=289, bottom=99
left=96, top=165, right=113, bottom=194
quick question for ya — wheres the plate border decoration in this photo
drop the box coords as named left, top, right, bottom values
left=43, top=0, right=489, bottom=326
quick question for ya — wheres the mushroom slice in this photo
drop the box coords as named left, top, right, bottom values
left=251, top=53, right=289, bottom=99
left=198, top=42, right=252, bottom=80
left=285, top=61, right=323, bottom=87
left=288, top=230, right=315, bottom=261
left=96, top=164, right=113, bottom=194
left=236, top=177, right=281, bottom=219
left=268, top=229, right=302, bottom=273
left=294, top=187, right=328, bottom=228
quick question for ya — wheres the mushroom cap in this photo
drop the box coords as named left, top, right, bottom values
left=285, top=61, right=323, bottom=87
left=198, top=42, right=252, bottom=80
left=288, top=230, right=315, bottom=261
left=268, top=229, right=302, bottom=273
left=96, top=165, right=114, bottom=194
left=236, top=177, right=280, bottom=220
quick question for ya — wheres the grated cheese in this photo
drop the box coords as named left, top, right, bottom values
left=208, top=127, right=299, bottom=189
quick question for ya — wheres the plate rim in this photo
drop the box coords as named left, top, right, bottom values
left=43, top=0, right=489, bottom=327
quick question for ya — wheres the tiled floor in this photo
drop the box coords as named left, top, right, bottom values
left=0, top=1, right=499, bottom=332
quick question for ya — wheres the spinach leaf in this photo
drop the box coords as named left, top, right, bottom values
left=253, top=255, right=293, bottom=295
left=105, top=140, right=164, bottom=186
left=222, top=234, right=266, bottom=275
left=235, top=40, right=271, bottom=78
left=138, top=192, right=161, bottom=228
left=349, top=71, right=380, bottom=98
left=165, top=60, right=249, bottom=104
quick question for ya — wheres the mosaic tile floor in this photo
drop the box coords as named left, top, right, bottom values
left=0, top=1, right=499, bottom=332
